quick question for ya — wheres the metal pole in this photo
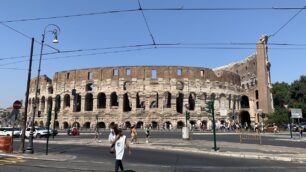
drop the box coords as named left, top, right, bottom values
left=211, top=100, right=218, bottom=151
left=26, top=34, right=45, bottom=154
left=46, top=107, right=51, bottom=155
left=20, top=38, right=34, bottom=153
left=288, top=111, right=293, bottom=139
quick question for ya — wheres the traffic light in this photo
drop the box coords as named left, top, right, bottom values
left=72, top=89, right=76, bottom=96
left=185, top=111, right=190, bottom=120
left=205, top=101, right=213, bottom=113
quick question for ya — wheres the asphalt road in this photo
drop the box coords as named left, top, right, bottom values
left=2, top=142, right=306, bottom=172
left=1, top=131, right=306, bottom=172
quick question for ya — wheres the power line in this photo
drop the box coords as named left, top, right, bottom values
left=1, top=7, right=305, bottom=24
left=138, top=0, right=157, bottom=46
left=0, top=67, right=27, bottom=71
left=1, top=42, right=306, bottom=61
left=0, top=9, right=139, bottom=24
left=0, top=23, right=60, bottom=52
left=269, top=8, right=304, bottom=37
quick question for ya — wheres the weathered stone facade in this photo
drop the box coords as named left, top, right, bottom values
left=27, top=36, right=273, bottom=130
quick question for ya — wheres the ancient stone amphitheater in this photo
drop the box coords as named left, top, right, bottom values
left=27, top=36, right=274, bottom=130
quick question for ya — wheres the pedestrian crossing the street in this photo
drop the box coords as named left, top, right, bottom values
left=0, top=156, right=25, bottom=165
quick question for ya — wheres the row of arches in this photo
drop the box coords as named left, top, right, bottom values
left=28, top=91, right=250, bottom=115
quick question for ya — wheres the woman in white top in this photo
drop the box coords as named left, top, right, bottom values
left=112, top=127, right=131, bottom=172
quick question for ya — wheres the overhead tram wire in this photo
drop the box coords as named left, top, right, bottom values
left=0, top=46, right=157, bottom=67
left=1, top=7, right=305, bottom=25
left=269, top=7, right=305, bottom=38
left=0, top=23, right=60, bottom=53
left=1, top=42, right=306, bottom=62
left=138, top=0, right=157, bottom=46
left=0, top=43, right=178, bottom=61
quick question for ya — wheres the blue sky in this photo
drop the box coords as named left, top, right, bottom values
left=0, top=0, right=305, bottom=108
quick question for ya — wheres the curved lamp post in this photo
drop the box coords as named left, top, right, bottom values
left=26, top=24, right=60, bottom=154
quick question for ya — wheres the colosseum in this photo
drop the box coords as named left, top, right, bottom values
left=27, top=35, right=274, bottom=130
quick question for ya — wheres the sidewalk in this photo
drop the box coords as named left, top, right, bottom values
left=1, top=134, right=306, bottom=164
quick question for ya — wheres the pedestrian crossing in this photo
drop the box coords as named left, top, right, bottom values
left=0, top=156, right=25, bottom=165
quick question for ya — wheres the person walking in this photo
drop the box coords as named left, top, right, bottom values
left=144, top=125, right=151, bottom=143
left=94, top=125, right=100, bottom=142
left=108, top=128, right=115, bottom=144
left=112, top=127, right=131, bottom=172
left=130, top=125, right=137, bottom=144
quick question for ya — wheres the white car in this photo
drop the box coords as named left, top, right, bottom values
left=25, top=127, right=49, bottom=138
left=0, top=127, right=21, bottom=137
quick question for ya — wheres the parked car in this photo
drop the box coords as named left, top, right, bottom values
left=298, top=122, right=306, bottom=132
left=25, top=126, right=49, bottom=138
left=0, top=127, right=21, bottom=137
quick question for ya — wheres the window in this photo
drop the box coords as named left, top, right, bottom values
left=200, top=70, right=204, bottom=77
left=255, top=90, right=259, bottom=99
left=126, top=68, right=131, bottom=76
left=113, top=69, right=118, bottom=76
left=66, top=73, right=70, bottom=80
left=151, top=69, right=157, bottom=79
left=87, top=72, right=93, bottom=80
left=177, top=69, right=182, bottom=76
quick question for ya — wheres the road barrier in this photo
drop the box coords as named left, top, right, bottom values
left=0, top=136, right=13, bottom=153
left=240, top=132, right=261, bottom=145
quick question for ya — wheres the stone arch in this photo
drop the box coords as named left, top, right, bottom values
left=64, top=94, right=70, bottom=108
left=41, top=96, right=45, bottom=112
left=163, top=92, right=171, bottom=108
left=54, top=121, right=59, bottom=129
left=48, top=86, right=53, bottom=94
left=123, top=93, right=132, bottom=112
left=176, top=93, right=184, bottom=114
left=47, top=96, right=53, bottom=111
left=109, top=122, right=116, bottom=128
left=63, top=122, right=69, bottom=129
left=85, top=93, right=93, bottom=111
left=188, top=92, right=196, bottom=111
left=151, top=121, right=158, bottom=129
left=177, top=121, right=184, bottom=129
left=110, top=92, right=118, bottom=107
left=125, top=121, right=131, bottom=129
left=136, top=92, right=145, bottom=109
left=240, top=95, right=250, bottom=108
left=136, top=121, right=143, bottom=129
left=150, top=92, right=158, bottom=108
left=83, top=122, right=91, bottom=129
left=239, top=110, right=251, bottom=128
left=75, top=94, right=81, bottom=112
left=97, top=92, right=106, bottom=109
left=55, top=95, right=61, bottom=111
left=97, top=122, right=106, bottom=128
left=39, top=121, right=44, bottom=127
left=72, top=122, right=80, bottom=128
left=34, top=121, right=38, bottom=126
left=164, top=121, right=172, bottom=130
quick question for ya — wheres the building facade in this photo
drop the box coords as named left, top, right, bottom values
left=27, top=36, right=273, bottom=130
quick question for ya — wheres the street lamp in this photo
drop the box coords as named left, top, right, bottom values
left=26, top=24, right=60, bottom=154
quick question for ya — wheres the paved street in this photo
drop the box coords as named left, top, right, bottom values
left=1, top=131, right=306, bottom=171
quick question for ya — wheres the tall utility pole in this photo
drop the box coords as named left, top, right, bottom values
left=19, top=38, right=34, bottom=153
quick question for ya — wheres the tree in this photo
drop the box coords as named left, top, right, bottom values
left=272, top=82, right=290, bottom=108
left=266, top=107, right=288, bottom=126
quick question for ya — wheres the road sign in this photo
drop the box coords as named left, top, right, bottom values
left=291, top=108, right=303, bottom=119
left=13, top=100, right=22, bottom=110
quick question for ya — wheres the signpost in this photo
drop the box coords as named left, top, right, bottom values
left=291, top=108, right=303, bottom=119
left=11, top=100, right=22, bottom=153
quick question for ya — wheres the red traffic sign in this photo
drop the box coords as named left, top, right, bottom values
left=13, top=100, right=22, bottom=110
